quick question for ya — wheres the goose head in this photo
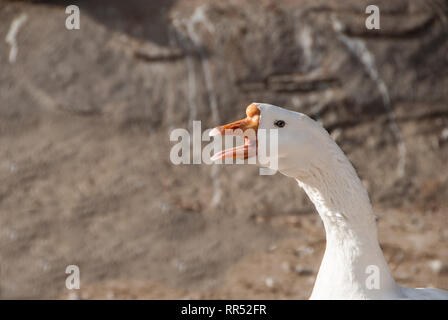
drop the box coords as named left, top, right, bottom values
left=210, top=103, right=334, bottom=178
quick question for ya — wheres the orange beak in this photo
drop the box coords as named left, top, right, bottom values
left=210, top=103, right=260, bottom=161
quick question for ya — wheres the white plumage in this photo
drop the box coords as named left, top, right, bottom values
left=211, top=103, right=448, bottom=300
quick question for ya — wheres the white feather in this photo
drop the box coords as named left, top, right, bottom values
left=255, top=103, right=448, bottom=300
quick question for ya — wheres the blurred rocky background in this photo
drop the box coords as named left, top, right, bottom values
left=0, top=0, right=447, bottom=299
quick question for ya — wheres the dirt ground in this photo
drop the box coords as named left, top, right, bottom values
left=1, top=112, right=446, bottom=300
left=58, top=207, right=448, bottom=300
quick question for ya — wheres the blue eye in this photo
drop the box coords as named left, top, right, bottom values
left=274, top=120, right=285, bottom=128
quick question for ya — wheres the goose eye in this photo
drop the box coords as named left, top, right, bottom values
left=274, top=120, right=285, bottom=128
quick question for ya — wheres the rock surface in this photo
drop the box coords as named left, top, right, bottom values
left=0, top=0, right=447, bottom=299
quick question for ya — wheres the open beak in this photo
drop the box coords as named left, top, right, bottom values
left=209, top=103, right=260, bottom=161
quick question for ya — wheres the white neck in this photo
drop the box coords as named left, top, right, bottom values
left=293, top=143, right=400, bottom=299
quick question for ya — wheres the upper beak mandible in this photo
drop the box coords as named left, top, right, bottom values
left=209, top=103, right=260, bottom=137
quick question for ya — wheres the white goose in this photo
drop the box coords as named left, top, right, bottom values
left=210, top=103, right=448, bottom=300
